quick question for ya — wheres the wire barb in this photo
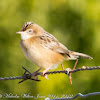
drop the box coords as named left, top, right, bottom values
left=18, top=66, right=41, bottom=84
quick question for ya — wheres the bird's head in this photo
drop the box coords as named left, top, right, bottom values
left=16, top=22, right=44, bottom=40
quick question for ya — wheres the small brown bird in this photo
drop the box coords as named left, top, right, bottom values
left=16, top=22, right=93, bottom=78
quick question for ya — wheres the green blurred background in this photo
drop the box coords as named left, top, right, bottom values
left=0, top=0, right=100, bottom=100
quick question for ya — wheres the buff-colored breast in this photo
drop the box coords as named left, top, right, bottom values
left=20, top=37, right=64, bottom=69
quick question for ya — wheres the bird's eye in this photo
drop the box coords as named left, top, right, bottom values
left=28, top=29, right=33, bottom=33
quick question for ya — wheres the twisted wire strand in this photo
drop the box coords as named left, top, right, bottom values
left=40, top=66, right=100, bottom=75
left=0, top=66, right=100, bottom=80
left=0, top=76, right=22, bottom=80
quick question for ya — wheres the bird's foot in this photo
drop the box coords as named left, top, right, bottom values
left=41, top=70, right=49, bottom=80
left=65, top=68, right=72, bottom=74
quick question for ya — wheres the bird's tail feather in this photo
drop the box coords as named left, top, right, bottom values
left=69, top=51, right=93, bottom=60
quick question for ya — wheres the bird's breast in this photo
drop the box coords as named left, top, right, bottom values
left=20, top=40, right=42, bottom=66
left=20, top=39, right=64, bottom=69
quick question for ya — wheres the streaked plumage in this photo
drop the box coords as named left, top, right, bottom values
left=16, top=22, right=93, bottom=75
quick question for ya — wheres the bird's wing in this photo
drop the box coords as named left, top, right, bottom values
left=39, top=32, right=70, bottom=57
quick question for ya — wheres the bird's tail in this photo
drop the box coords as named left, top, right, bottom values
left=69, top=51, right=93, bottom=60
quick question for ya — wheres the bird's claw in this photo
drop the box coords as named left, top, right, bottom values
left=65, top=68, right=72, bottom=75
left=41, top=72, right=49, bottom=80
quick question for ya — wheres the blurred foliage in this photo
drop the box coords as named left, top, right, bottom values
left=0, top=0, right=100, bottom=100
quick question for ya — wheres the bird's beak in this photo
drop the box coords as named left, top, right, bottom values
left=16, top=31, right=25, bottom=34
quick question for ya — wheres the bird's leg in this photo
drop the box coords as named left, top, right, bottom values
left=68, top=73, right=72, bottom=84
left=61, top=63, right=72, bottom=84
left=68, top=59, right=79, bottom=84
left=72, top=59, right=78, bottom=70
left=61, top=63, right=65, bottom=70
left=65, top=68, right=72, bottom=84
left=32, top=68, right=41, bottom=80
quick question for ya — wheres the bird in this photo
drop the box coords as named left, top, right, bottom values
left=16, top=22, right=93, bottom=78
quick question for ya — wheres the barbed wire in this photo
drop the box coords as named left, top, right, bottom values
left=0, top=66, right=100, bottom=83
left=0, top=66, right=100, bottom=99
left=45, top=92, right=100, bottom=100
